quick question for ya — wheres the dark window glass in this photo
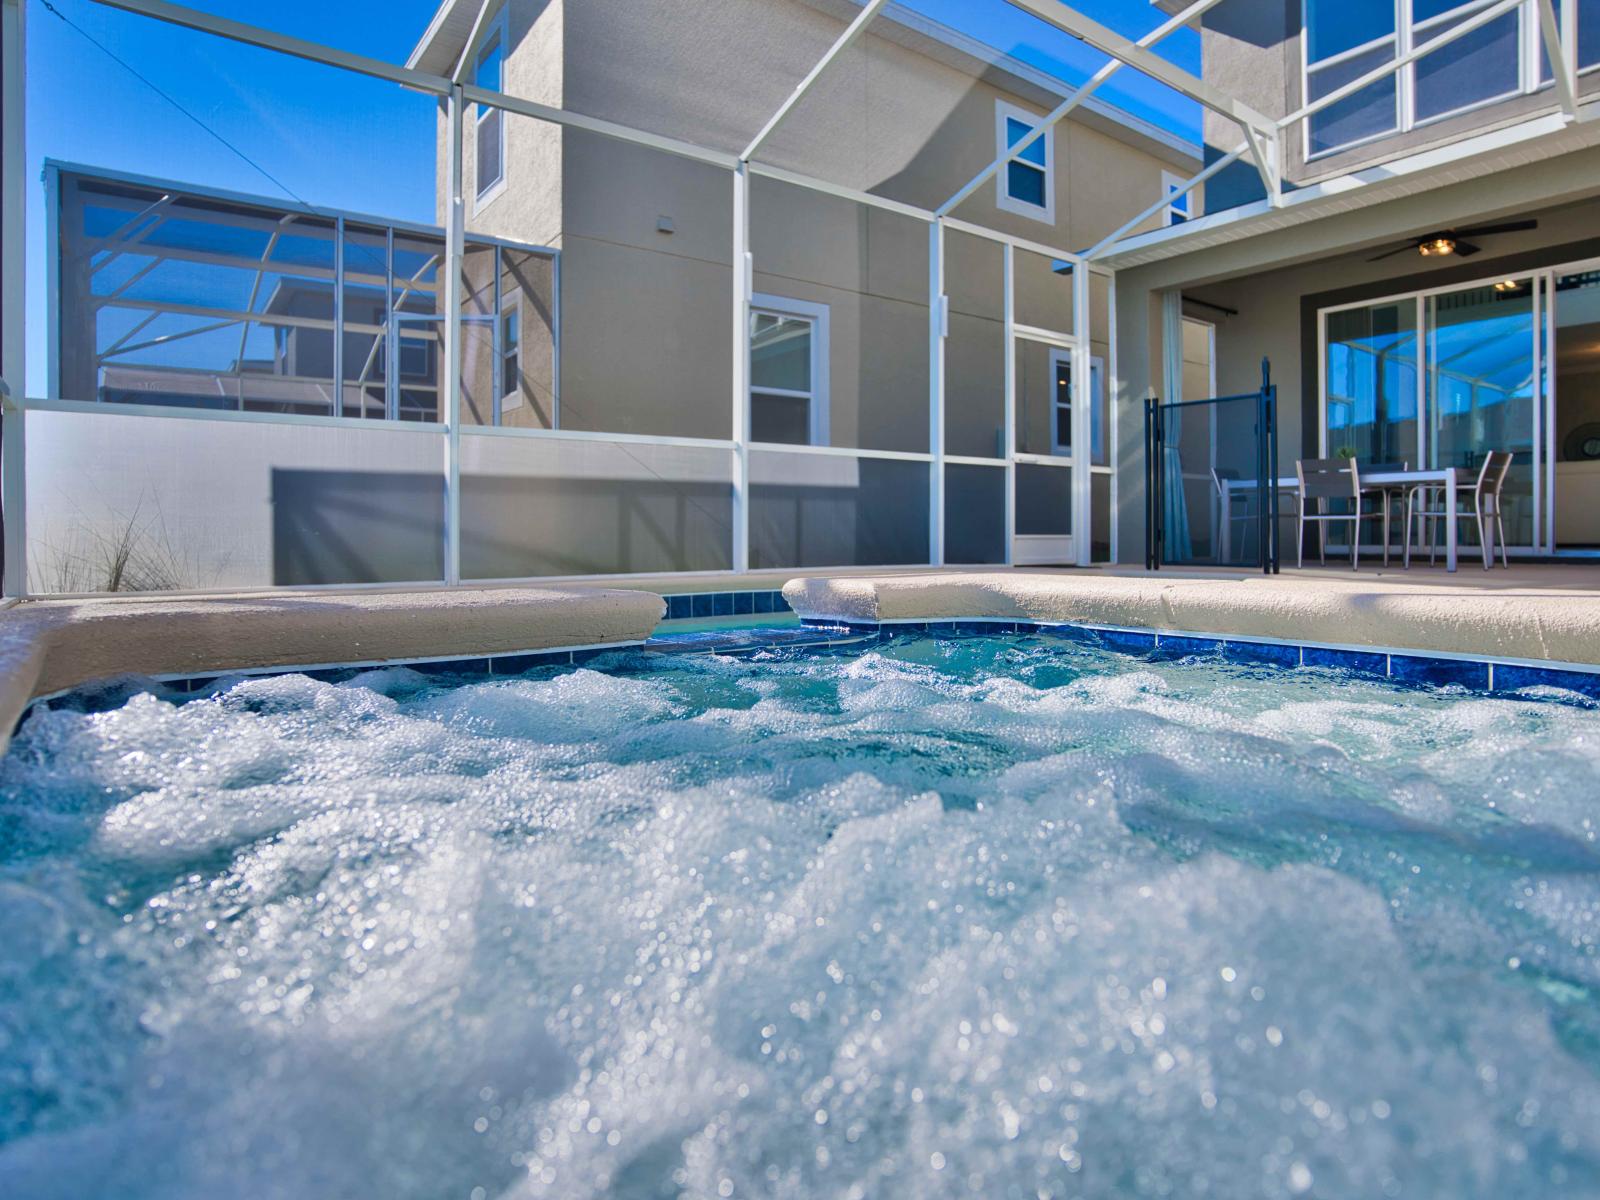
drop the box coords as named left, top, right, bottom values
left=1007, top=161, right=1047, bottom=208
left=1306, top=0, right=1396, bottom=62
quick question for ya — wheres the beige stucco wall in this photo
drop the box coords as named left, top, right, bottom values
left=438, top=0, right=1197, bottom=454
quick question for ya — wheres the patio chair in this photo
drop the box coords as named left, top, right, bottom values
left=1295, top=457, right=1379, bottom=570
left=1359, top=461, right=1409, bottom=567
left=1404, top=451, right=1514, bottom=570
left=1213, top=467, right=1297, bottom=564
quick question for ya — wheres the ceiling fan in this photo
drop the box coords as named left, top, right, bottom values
left=1366, top=219, right=1538, bottom=262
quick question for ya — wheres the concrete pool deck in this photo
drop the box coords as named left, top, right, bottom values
left=0, top=584, right=666, bottom=752
left=784, top=564, right=1600, bottom=666
left=8, top=562, right=1600, bottom=755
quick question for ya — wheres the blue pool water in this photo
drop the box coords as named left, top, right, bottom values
left=2, top=632, right=1600, bottom=1198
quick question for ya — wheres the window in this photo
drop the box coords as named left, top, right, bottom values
left=1160, top=171, right=1194, bottom=226
left=1048, top=351, right=1108, bottom=459
left=1050, top=349, right=1073, bottom=455
left=500, top=292, right=522, bottom=411
left=995, top=100, right=1055, bottom=224
left=1302, top=0, right=1592, bottom=159
left=749, top=295, right=829, bottom=446
left=474, top=11, right=506, bottom=205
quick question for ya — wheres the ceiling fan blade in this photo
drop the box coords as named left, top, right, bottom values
left=1367, top=242, right=1418, bottom=262
left=1456, top=219, right=1537, bottom=238
left=1454, top=240, right=1483, bottom=257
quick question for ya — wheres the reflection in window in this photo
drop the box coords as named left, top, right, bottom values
left=750, top=298, right=828, bottom=446
left=1303, top=0, right=1587, bottom=158
left=1324, top=300, right=1419, bottom=464
left=475, top=16, right=506, bottom=202
left=995, top=100, right=1054, bottom=223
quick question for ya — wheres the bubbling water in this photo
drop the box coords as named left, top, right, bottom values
left=3, top=635, right=1600, bottom=1199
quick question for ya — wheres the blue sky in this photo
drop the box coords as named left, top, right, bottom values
left=23, top=0, right=1202, bottom=393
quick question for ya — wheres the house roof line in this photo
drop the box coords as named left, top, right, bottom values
left=407, top=0, right=1201, bottom=165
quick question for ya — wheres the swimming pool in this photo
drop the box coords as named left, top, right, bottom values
left=2, top=631, right=1599, bottom=1198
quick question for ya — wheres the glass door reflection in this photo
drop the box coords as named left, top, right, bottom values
left=1426, top=281, right=1536, bottom=550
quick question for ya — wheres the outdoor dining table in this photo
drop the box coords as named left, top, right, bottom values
left=1219, top=467, right=1467, bottom=572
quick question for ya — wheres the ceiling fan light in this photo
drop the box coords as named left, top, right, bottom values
left=1493, top=279, right=1521, bottom=293
left=1418, top=236, right=1457, bottom=257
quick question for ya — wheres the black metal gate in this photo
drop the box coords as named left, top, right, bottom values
left=1145, top=358, right=1280, bottom=573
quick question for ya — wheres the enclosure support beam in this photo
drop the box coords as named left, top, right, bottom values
left=743, top=0, right=890, bottom=161
left=443, top=84, right=465, bottom=587
left=929, top=219, right=946, bottom=566
left=1071, top=264, right=1092, bottom=567
left=1085, top=143, right=1245, bottom=259
left=1002, top=0, right=1277, bottom=142
left=1003, top=246, right=1016, bottom=566
left=1, top=0, right=25, bottom=599
left=1536, top=0, right=1579, bottom=120
left=731, top=163, right=751, bottom=574
left=937, top=0, right=1229, bottom=218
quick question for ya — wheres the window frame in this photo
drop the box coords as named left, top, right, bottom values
left=1300, top=0, right=1591, bottom=162
left=1160, top=170, right=1196, bottom=226
left=748, top=293, right=830, bottom=448
left=993, top=99, right=1057, bottom=225
left=499, top=288, right=523, bottom=412
left=1049, top=346, right=1073, bottom=456
left=472, top=7, right=508, bottom=212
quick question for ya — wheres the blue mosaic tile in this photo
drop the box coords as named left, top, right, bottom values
left=1039, top=624, right=1101, bottom=646
left=924, top=621, right=960, bottom=635
left=410, top=657, right=492, bottom=678
left=773, top=591, right=793, bottom=613
left=1012, top=622, right=1041, bottom=634
left=572, top=647, right=625, bottom=665
left=1492, top=664, right=1600, bottom=700
left=1301, top=646, right=1389, bottom=677
left=691, top=593, right=714, bottom=619
left=1151, top=634, right=1223, bottom=661
left=734, top=592, right=754, bottom=615
left=1389, top=654, right=1489, bottom=690
left=1097, top=628, right=1158, bottom=655
left=665, top=594, right=692, bottom=620
left=491, top=651, right=573, bottom=674
left=954, top=620, right=999, bottom=635
left=712, top=593, right=734, bottom=617
left=753, top=590, right=776, bottom=614
left=1223, top=640, right=1301, bottom=668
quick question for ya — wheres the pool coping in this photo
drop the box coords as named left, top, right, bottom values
left=17, top=617, right=1600, bottom=739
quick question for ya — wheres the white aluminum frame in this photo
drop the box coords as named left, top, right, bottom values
left=24, top=0, right=1579, bottom=594
left=2, top=0, right=25, bottom=597
left=748, top=292, right=831, bottom=448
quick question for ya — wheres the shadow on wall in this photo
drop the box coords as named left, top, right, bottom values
left=267, top=465, right=950, bottom=585
left=272, top=470, right=447, bottom=587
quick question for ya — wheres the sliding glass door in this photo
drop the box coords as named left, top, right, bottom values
left=1323, top=275, right=1540, bottom=555
left=1426, top=280, right=1537, bottom=549
left=1325, top=300, right=1419, bottom=467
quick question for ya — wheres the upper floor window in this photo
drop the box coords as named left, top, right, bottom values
left=474, top=12, right=507, bottom=205
left=500, top=292, right=522, bottom=411
left=749, top=295, right=830, bottom=446
left=1303, top=0, right=1599, bottom=159
left=995, top=100, right=1056, bottom=224
left=1161, top=171, right=1194, bottom=226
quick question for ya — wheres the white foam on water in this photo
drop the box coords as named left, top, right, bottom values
left=3, top=636, right=1600, bottom=1198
